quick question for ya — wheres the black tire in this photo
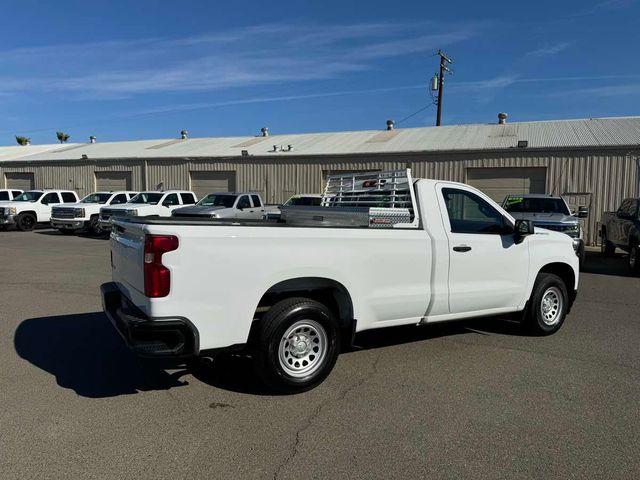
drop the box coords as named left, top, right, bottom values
left=601, top=231, right=615, bottom=256
left=524, top=273, right=569, bottom=336
left=16, top=212, right=36, bottom=231
left=252, top=297, right=340, bottom=393
left=629, top=244, right=640, bottom=275
left=88, top=215, right=104, bottom=236
left=58, top=228, right=76, bottom=235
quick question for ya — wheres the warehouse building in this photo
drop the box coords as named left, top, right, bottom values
left=1, top=116, right=639, bottom=245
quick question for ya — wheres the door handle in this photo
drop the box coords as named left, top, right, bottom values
left=453, top=245, right=472, bottom=252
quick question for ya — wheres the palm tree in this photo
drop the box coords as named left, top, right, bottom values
left=15, top=136, right=30, bottom=146
left=56, top=131, right=70, bottom=143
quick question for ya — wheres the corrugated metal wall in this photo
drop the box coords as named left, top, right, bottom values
left=2, top=148, right=638, bottom=245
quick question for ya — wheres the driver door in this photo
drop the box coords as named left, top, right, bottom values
left=39, top=192, right=61, bottom=222
left=437, top=185, right=530, bottom=314
left=235, top=195, right=253, bottom=219
left=161, top=193, right=181, bottom=213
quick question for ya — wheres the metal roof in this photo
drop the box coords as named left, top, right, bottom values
left=2, top=117, right=639, bottom=163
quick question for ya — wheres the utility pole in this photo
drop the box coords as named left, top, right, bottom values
left=434, top=50, right=453, bottom=126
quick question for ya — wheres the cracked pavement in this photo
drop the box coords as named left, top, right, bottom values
left=1, top=231, right=639, bottom=479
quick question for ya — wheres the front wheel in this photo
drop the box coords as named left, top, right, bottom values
left=524, top=273, right=569, bottom=335
left=252, top=297, right=340, bottom=393
left=16, top=213, right=36, bottom=231
left=88, top=215, right=104, bottom=236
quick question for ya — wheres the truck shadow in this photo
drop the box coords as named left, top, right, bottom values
left=14, top=312, right=189, bottom=398
left=581, top=251, right=634, bottom=277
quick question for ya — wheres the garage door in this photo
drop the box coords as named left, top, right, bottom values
left=466, top=167, right=546, bottom=203
left=190, top=171, right=236, bottom=200
left=5, top=172, right=34, bottom=190
left=95, top=171, right=132, bottom=192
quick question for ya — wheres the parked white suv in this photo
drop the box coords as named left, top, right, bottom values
left=50, top=191, right=138, bottom=235
left=99, top=190, right=197, bottom=231
left=0, top=189, right=23, bottom=202
left=0, top=190, right=79, bottom=231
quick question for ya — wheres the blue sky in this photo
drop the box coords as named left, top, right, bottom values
left=1, top=0, right=639, bottom=145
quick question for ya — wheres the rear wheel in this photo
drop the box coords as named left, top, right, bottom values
left=252, top=297, right=340, bottom=393
left=524, top=273, right=569, bottom=335
left=16, top=213, right=36, bottom=231
left=601, top=231, right=615, bottom=256
left=629, top=244, right=640, bottom=275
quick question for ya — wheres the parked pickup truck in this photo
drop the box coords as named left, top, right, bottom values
left=101, top=170, right=579, bottom=392
left=263, top=194, right=323, bottom=221
left=99, top=190, right=197, bottom=231
left=600, top=198, right=640, bottom=273
left=172, top=192, right=278, bottom=219
left=50, top=191, right=138, bottom=235
left=502, top=194, right=588, bottom=266
left=0, top=189, right=23, bottom=202
left=0, top=190, right=79, bottom=231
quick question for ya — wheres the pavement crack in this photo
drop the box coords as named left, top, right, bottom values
left=272, top=355, right=382, bottom=480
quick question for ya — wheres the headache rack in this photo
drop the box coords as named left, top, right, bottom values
left=281, top=169, right=419, bottom=229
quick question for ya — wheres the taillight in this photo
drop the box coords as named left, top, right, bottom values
left=144, top=235, right=179, bottom=298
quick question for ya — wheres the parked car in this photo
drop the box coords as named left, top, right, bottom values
left=263, top=194, right=323, bottom=221
left=172, top=192, right=278, bottom=219
left=99, top=190, right=197, bottom=231
left=0, top=190, right=79, bottom=231
left=102, top=169, right=580, bottom=392
left=502, top=194, right=588, bottom=266
left=50, top=191, right=138, bottom=235
left=0, top=189, right=23, bottom=202
left=600, top=198, right=640, bottom=273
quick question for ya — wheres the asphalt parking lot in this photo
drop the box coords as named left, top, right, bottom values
left=1, top=229, right=639, bottom=479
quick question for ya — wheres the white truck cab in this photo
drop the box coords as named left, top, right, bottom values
left=99, top=190, right=197, bottom=231
left=50, top=191, right=138, bottom=235
left=102, top=170, right=580, bottom=392
left=0, top=189, right=24, bottom=202
left=0, top=190, right=79, bottom=231
left=171, top=192, right=276, bottom=220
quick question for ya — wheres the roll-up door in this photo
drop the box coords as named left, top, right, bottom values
left=5, top=172, right=35, bottom=190
left=95, top=171, right=132, bottom=192
left=466, top=167, right=547, bottom=203
left=190, top=171, right=236, bottom=199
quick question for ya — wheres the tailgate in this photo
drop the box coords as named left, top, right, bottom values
left=110, top=220, right=146, bottom=296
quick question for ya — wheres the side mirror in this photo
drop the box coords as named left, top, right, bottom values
left=514, top=219, right=534, bottom=242
left=577, top=206, right=589, bottom=218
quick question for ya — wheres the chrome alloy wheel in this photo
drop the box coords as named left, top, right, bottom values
left=540, top=286, right=563, bottom=326
left=278, top=319, right=328, bottom=378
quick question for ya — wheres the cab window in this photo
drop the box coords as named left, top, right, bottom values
left=237, top=195, right=251, bottom=209
left=162, top=194, right=179, bottom=206
left=251, top=195, right=262, bottom=207
left=111, top=194, right=128, bottom=205
left=61, top=192, right=77, bottom=203
left=442, top=188, right=507, bottom=234
left=180, top=193, right=197, bottom=205
left=41, top=193, right=61, bottom=205
left=0, top=191, right=9, bottom=201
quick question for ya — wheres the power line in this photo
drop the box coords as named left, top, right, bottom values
left=394, top=101, right=436, bottom=126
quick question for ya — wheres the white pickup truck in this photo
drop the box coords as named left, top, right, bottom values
left=98, top=190, right=197, bottom=231
left=0, top=190, right=80, bottom=231
left=50, top=191, right=138, bottom=235
left=171, top=192, right=278, bottom=219
left=102, top=170, right=579, bottom=392
left=0, top=189, right=23, bottom=202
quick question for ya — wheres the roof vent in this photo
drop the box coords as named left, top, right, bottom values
left=180, top=130, right=188, bottom=140
left=386, top=119, right=395, bottom=130
left=81, top=154, right=88, bottom=159
left=498, top=112, right=508, bottom=125
left=89, top=136, right=96, bottom=144
left=261, top=127, right=269, bottom=137
left=517, top=140, right=528, bottom=148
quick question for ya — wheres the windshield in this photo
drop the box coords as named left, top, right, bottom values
left=129, top=192, right=163, bottom=205
left=284, top=196, right=322, bottom=206
left=13, top=191, right=43, bottom=202
left=197, top=194, right=236, bottom=208
left=504, top=196, right=571, bottom=215
left=80, top=193, right=113, bottom=204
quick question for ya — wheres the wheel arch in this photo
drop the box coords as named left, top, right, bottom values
left=255, top=277, right=354, bottom=328
left=537, top=262, right=577, bottom=307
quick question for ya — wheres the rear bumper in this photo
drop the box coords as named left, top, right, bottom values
left=101, top=282, right=199, bottom=358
